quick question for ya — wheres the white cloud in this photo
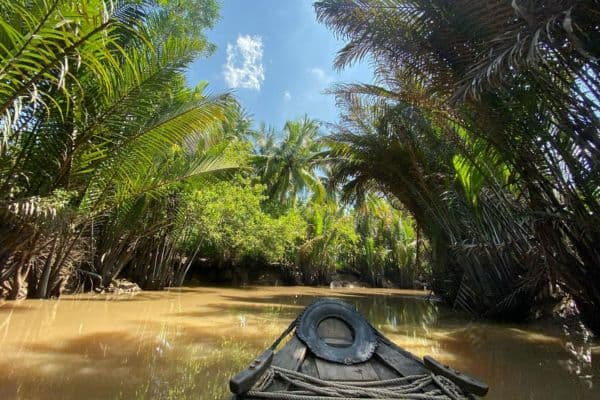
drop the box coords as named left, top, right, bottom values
left=224, top=35, right=265, bottom=90
left=308, top=67, right=333, bottom=84
left=283, top=90, right=292, bottom=102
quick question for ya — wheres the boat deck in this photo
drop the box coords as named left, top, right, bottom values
left=231, top=300, right=485, bottom=399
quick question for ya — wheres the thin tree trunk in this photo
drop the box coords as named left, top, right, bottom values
left=8, top=261, right=30, bottom=300
left=415, top=222, right=421, bottom=272
left=176, top=244, right=201, bottom=286
left=36, top=239, right=58, bottom=298
left=415, top=222, right=422, bottom=291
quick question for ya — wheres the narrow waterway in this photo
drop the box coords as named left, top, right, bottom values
left=0, top=286, right=598, bottom=399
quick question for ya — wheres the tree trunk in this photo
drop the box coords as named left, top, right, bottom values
left=176, top=245, right=201, bottom=286
left=36, top=256, right=53, bottom=299
left=7, top=262, right=29, bottom=300
left=35, top=239, right=58, bottom=299
left=415, top=222, right=421, bottom=273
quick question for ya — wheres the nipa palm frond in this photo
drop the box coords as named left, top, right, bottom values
left=0, top=0, right=146, bottom=151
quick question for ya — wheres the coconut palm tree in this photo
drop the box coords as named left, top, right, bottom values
left=254, top=116, right=327, bottom=205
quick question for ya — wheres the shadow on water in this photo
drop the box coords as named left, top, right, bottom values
left=0, top=303, right=34, bottom=314
left=0, top=286, right=598, bottom=399
left=0, top=329, right=268, bottom=400
left=0, top=330, right=159, bottom=399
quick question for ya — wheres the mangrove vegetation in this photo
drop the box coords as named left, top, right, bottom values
left=0, top=0, right=599, bottom=337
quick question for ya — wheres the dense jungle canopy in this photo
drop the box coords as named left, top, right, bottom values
left=0, top=0, right=598, bottom=335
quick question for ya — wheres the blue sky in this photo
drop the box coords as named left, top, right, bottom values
left=186, top=0, right=373, bottom=129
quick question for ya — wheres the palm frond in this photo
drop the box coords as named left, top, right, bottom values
left=0, top=0, right=147, bottom=150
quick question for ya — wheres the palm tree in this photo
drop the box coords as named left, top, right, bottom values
left=316, top=0, right=600, bottom=332
left=326, top=91, right=540, bottom=319
left=354, top=195, right=417, bottom=287
left=254, top=116, right=326, bottom=205
left=0, top=0, right=234, bottom=298
left=297, top=199, right=357, bottom=283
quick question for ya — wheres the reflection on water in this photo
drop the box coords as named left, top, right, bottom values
left=0, top=287, right=598, bottom=399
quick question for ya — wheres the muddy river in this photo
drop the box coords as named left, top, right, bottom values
left=0, top=286, right=598, bottom=399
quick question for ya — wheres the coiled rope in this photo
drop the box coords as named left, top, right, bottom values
left=245, top=365, right=469, bottom=400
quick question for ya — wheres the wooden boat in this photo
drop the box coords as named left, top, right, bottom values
left=230, top=298, right=488, bottom=399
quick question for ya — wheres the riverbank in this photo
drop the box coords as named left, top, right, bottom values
left=0, top=286, right=598, bottom=400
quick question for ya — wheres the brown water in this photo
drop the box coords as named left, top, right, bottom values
left=0, top=286, right=598, bottom=400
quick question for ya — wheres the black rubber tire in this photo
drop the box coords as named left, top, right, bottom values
left=296, top=298, right=376, bottom=364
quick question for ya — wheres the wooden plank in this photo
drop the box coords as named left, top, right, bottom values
left=375, top=341, right=429, bottom=377
left=299, top=355, right=319, bottom=378
left=229, top=350, right=274, bottom=394
left=314, top=357, right=379, bottom=381
left=375, top=341, right=438, bottom=393
left=322, top=337, right=354, bottom=346
left=317, top=317, right=353, bottom=346
left=267, top=336, right=307, bottom=391
left=369, top=356, right=400, bottom=380
left=424, top=356, right=488, bottom=396
left=272, top=336, right=307, bottom=370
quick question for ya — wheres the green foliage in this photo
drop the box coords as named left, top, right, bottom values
left=0, top=0, right=228, bottom=297
left=315, top=0, right=600, bottom=329
left=327, top=97, right=536, bottom=316
left=354, top=195, right=418, bottom=286
left=296, top=193, right=420, bottom=287
left=155, top=0, right=220, bottom=42
left=297, top=200, right=358, bottom=283
left=0, top=0, right=434, bottom=301
left=254, top=116, right=326, bottom=206
left=249, top=119, right=425, bottom=287
left=185, top=177, right=306, bottom=266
